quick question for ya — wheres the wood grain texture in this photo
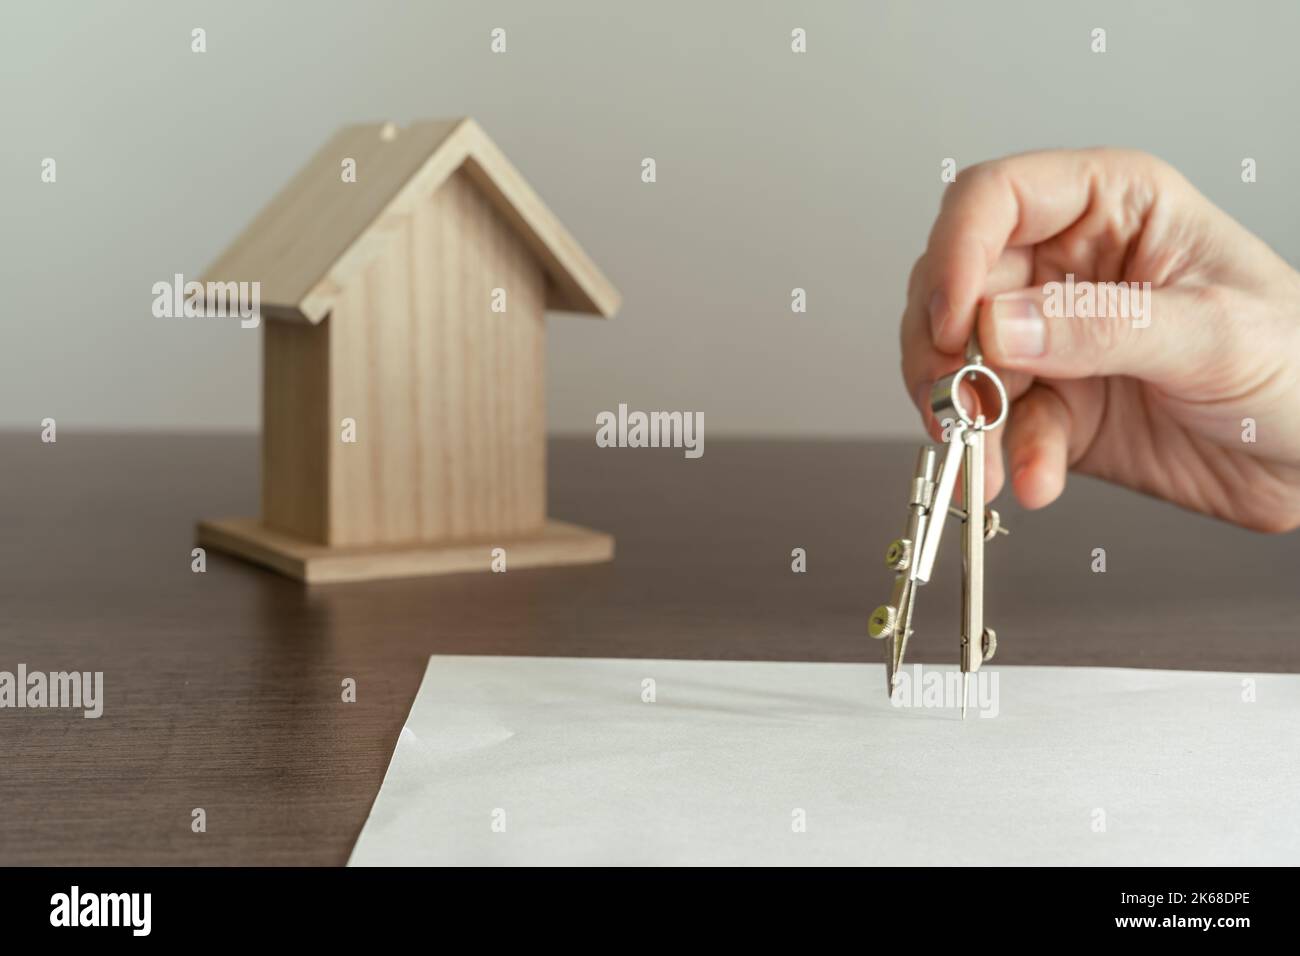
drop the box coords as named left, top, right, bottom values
left=327, top=168, right=547, bottom=547
left=262, top=318, right=330, bottom=542
left=453, top=119, right=620, bottom=317
left=198, top=517, right=612, bottom=584
left=3, top=434, right=1298, bottom=865
left=200, top=120, right=460, bottom=315
left=199, top=118, right=620, bottom=322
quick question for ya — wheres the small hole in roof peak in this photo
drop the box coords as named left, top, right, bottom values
left=379, top=121, right=400, bottom=142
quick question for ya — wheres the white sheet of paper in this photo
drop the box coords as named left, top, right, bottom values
left=349, top=655, right=1300, bottom=866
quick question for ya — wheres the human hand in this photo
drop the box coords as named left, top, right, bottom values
left=900, top=148, right=1300, bottom=532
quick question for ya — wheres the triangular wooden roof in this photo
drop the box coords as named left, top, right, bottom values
left=200, top=118, right=620, bottom=323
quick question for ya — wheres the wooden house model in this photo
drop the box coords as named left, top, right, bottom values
left=196, top=118, right=619, bottom=583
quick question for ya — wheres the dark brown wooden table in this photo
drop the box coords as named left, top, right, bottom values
left=2, top=433, right=1297, bottom=865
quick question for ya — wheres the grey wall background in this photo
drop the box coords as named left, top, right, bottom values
left=3, top=0, right=1298, bottom=437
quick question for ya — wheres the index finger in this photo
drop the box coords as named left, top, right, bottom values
left=925, top=149, right=1102, bottom=353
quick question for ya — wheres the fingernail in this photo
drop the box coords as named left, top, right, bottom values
left=928, top=289, right=950, bottom=342
left=989, top=294, right=1046, bottom=358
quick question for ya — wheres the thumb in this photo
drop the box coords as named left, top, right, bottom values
left=977, top=282, right=1222, bottom=387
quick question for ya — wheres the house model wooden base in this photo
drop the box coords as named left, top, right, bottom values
left=195, top=118, right=619, bottom=583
